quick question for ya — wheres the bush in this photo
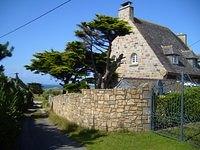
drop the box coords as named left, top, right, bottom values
left=64, top=81, right=89, bottom=93
left=155, top=86, right=200, bottom=128
left=0, top=75, right=33, bottom=149
left=35, top=89, right=62, bottom=108
left=184, top=87, right=200, bottom=121
left=28, top=82, right=43, bottom=94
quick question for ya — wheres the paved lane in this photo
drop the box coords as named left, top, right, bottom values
left=18, top=102, right=85, bottom=150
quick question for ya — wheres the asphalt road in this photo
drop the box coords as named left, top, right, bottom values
left=17, top=102, right=85, bottom=150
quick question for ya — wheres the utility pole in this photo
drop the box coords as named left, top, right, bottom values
left=15, top=72, right=19, bottom=79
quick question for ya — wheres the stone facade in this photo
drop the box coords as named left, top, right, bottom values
left=111, top=4, right=167, bottom=80
left=111, top=25, right=167, bottom=79
left=50, top=83, right=151, bottom=132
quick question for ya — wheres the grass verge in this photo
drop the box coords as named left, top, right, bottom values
left=48, top=111, right=105, bottom=145
left=48, top=111, right=198, bottom=150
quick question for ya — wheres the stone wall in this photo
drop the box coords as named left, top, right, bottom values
left=50, top=84, right=151, bottom=132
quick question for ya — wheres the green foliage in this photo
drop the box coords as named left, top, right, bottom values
left=35, top=89, right=62, bottom=108
left=86, top=14, right=132, bottom=41
left=25, top=41, right=91, bottom=92
left=184, top=87, right=200, bottom=121
left=155, top=87, right=200, bottom=127
left=76, top=14, right=131, bottom=88
left=49, top=111, right=78, bottom=133
left=87, top=132, right=197, bottom=150
left=0, top=42, right=13, bottom=61
left=0, top=42, right=13, bottom=73
left=76, top=14, right=131, bottom=45
left=49, top=112, right=196, bottom=150
left=49, top=111, right=104, bottom=145
left=26, top=15, right=131, bottom=90
left=64, top=81, right=89, bottom=93
left=42, top=89, right=62, bottom=99
left=0, top=75, right=33, bottom=149
left=28, top=82, right=43, bottom=94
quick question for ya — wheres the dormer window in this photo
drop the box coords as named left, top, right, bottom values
left=161, top=45, right=180, bottom=65
left=172, top=55, right=179, bottom=65
left=181, top=50, right=199, bottom=68
left=187, top=58, right=198, bottom=68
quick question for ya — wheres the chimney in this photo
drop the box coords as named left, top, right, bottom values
left=177, top=33, right=187, bottom=46
left=118, top=1, right=134, bottom=21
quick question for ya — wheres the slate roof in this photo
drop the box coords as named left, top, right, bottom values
left=161, top=45, right=180, bottom=56
left=181, top=50, right=198, bottom=59
left=133, top=18, right=200, bottom=77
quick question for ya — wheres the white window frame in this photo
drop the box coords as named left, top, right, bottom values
left=130, top=53, right=138, bottom=65
left=172, top=55, right=179, bottom=65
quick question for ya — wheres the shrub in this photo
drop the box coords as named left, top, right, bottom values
left=64, top=81, right=89, bottom=93
left=0, top=75, right=33, bottom=149
left=28, top=82, right=43, bottom=94
left=35, top=89, right=62, bottom=108
left=155, top=86, right=200, bottom=128
left=184, top=87, right=200, bottom=122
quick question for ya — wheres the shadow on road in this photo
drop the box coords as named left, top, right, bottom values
left=17, top=101, right=85, bottom=150
left=18, top=117, right=84, bottom=150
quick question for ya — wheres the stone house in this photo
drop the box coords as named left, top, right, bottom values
left=111, top=1, right=200, bottom=87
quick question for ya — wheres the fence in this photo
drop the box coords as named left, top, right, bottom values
left=151, top=73, right=200, bottom=147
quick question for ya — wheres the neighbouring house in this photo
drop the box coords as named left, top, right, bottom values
left=111, top=1, right=200, bottom=88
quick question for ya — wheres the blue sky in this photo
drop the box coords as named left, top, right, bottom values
left=0, top=0, right=200, bottom=85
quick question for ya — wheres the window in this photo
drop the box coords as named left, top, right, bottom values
left=131, top=53, right=138, bottom=64
left=172, top=55, right=179, bottom=65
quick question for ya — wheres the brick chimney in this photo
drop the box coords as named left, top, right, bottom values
left=177, top=33, right=187, bottom=46
left=118, top=1, right=134, bottom=21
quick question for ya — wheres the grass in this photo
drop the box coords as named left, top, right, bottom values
left=48, top=111, right=78, bottom=133
left=156, top=122, right=200, bottom=147
left=184, top=122, right=200, bottom=146
left=87, top=132, right=197, bottom=150
left=48, top=111, right=198, bottom=150
left=48, top=111, right=105, bottom=144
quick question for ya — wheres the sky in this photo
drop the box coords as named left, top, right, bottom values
left=0, top=0, right=200, bottom=85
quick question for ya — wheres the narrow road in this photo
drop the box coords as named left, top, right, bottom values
left=18, top=101, right=85, bottom=150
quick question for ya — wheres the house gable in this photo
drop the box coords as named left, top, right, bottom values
left=112, top=1, right=200, bottom=80
left=111, top=2, right=167, bottom=80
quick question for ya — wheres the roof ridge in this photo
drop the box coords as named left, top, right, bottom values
left=134, top=17, right=169, bottom=30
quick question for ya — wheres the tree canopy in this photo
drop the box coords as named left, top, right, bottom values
left=76, top=14, right=131, bottom=88
left=0, top=42, right=13, bottom=73
left=25, top=41, right=89, bottom=92
left=26, top=14, right=131, bottom=91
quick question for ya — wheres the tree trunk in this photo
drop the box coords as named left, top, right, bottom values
left=96, top=73, right=102, bottom=89
left=62, top=80, right=69, bottom=94
left=89, top=44, right=98, bottom=89
left=101, top=42, right=112, bottom=89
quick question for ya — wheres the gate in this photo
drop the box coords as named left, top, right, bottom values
left=151, top=78, right=200, bottom=147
